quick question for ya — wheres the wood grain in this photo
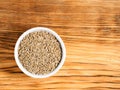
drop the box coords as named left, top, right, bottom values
left=0, top=0, right=120, bottom=90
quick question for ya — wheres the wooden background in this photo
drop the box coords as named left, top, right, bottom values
left=0, top=0, right=120, bottom=90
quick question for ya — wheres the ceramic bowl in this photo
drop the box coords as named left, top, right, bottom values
left=14, top=27, right=66, bottom=78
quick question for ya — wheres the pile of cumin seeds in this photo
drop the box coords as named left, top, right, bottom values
left=18, top=31, right=62, bottom=75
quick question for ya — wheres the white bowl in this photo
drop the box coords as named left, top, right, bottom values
left=14, top=27, right=66, bottom=78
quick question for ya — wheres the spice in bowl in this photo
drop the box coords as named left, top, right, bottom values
left=18, top=31, right=62, bottom=75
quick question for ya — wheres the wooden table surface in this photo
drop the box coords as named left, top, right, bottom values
left=0, top=0, right=120, bottom=90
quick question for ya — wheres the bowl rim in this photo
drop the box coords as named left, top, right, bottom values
left=14, top=27, right=66, bottom=78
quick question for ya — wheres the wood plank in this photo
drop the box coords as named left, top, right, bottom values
left=0, top=0, right=120, bottom=90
